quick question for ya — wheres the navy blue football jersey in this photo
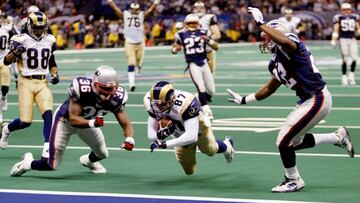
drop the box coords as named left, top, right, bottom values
left=175, top=29, right=211, bottom=66
left=333, top=13, right=359, bottom=38
left=58, top=77, right=128, bottom=119
left=268, top=34, right=326, bottom=102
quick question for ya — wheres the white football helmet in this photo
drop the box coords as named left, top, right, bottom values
left=184, top=14, right=200, bottom=32
left=259, top=20, right=289, bottom=54
left=92, top=65, right=119, bottom=101
left=27, top=5, right=40, bottom=14
left=193, top=1, right=206, bottom=18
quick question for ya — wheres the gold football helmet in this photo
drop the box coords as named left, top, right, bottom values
left=27, top=12, right=48, bottom=40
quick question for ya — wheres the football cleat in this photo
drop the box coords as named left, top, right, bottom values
left=1, top=96, right=7, bottom=112
left=271, top=176, right=305, bottom=193
left=10, top=152, right=34, bottom=177
left=334, top=126, right=355, bottom=157
left=223, top=136, right=235, bottom=163
left=0, top=123, right=11, bottom=149
left=348, top=72, right=356, bottom=85
left=341, top=75, right=349, bottom=86
left=79, top=154, right=107, bottom=174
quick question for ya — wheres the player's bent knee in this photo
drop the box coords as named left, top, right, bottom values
left=97, top=150, right=109, bottom=160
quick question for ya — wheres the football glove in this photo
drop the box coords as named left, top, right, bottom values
left=227, top=88, right=245, bottom=105
left=154, top=0, right=161, bottom=5
left=122, top=137, right=135, bottom=151
left=157, top=121, right=175, bottom=140
left=150, top=140, right=166, bottom=152
left=12, top=45, right=26, bottom=57
left=248, top=7, right=264, bottom=26
left=50, top=74, right=60, bottom=85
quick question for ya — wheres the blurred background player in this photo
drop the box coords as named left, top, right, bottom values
left=144, top=81, right=234, bottom=175
left=172, top=14, right=217, bottom=119
left=278, top=8, right=301, bottom=34
left=193, top=1, right=221, bottom=75
left=10, top=66, right=135, bottom=176
left=229, top=7, right=355, bottom=192
left=108, top=0, right=160, bottom=91
left=1, top=12, right=59, bottom=160
left=0, top=10, right=18, bottom=126
left=331, top=3, right=359, bottom=86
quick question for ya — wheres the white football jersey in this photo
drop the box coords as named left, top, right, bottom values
left=199, top=14, right=217, bottom=31
left=144, top=89, right=201, bottom=137
left=123, top=10, right=145, bottom=43
left=10, top=33, right=56, bottom=76
left=278, top=16, right=301, bottom=33
left=0, top=24, right=15, bottom=61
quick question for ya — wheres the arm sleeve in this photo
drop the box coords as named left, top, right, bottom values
left=333, top=15, right=339, bottom=24
left=165, top=117, right=198, bottom=148
left=49, top=54, right=57, bottom=68
left=174, top=32, right=182, bottom=45
left=147, top=116, right=158, bottom=141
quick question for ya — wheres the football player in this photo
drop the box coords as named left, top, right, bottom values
left=193, top=1, right=221, bottom=75
left=10, top=66, right=135, bottom=176
left=1, top=12, right=59, bottom=159
left=227, top=7, right=355, bottom=193
left=108, top=0, right=160, bottom=91
left=144, top=81, right=235, bottom=175
left=172, top=14, right=217, bottom=119
left=278, top=8, right=301, bottom=34
left=331, top=3, right=359, bottom=85
left=0, top=10, right=17, bottom=123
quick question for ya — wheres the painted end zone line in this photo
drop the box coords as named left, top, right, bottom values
left=7, top=145, right=359, bottom=158
left=0, top=189, right=325, bottom=203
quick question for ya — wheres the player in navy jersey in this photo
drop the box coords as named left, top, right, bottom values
left=144, top=81, right=235, bottom=175
left=10, top=66, right=135, bottom=176
left=227, top=7, right=355, bottom=193
left=331, top=3, right=359, bottom=85
left=172, top=14, right=218, bottom=119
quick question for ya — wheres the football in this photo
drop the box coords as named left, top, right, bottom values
left=158, top=117, right=173, bottom=129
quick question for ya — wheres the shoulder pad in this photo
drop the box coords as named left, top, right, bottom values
left=46, top=34, right=56, bottom=43
left=143, top=91, right=152, bottom=112
left=182, top=97, right=201, bottom=121
left=287, top=33, right=300, bottom=43
left=10, top=34, right=25, bottom=44
left=333, top=14, right=341, bottom=23
left=69, top=78, right=81, bottom=101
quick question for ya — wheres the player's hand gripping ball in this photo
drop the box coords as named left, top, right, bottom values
left=157, top=118, right=175, bottom=140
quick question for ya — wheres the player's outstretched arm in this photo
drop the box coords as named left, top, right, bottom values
left=331, top=23, right=339, bottom=46
left=115, top=110, right=135, bottom=151
left=248, top=7, right=297, bottom=53
left=227, top=78, right=281, bottom=105
left=68, top=99, right=104, bottom=128
left=108, top=0, right=123, bottom=19
left=144, top=0, right=160, bottom=18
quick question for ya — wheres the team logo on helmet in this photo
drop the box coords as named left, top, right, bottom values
left=27, top=11, right=48, bottom=40
left=150, top=81, right=176, bottom=116
left=92, top=65, right=119, bottom=101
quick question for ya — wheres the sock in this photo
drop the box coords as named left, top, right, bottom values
left=42, top=110, right=52, bottom=142
left=31, top=158, right=53, bottom=171
left=351, top=61, right=356, bottom=72
left=128, top=65, right=135, bottom=87
left=89, top=151, right=102, bottom=162
left=342, top=62, right=347, bottom=75
left=216, top=140, right=227, bottom=153
left=42, top=142, right=49, bottom=158
left=313, top=132, right=339, bottom=145
left=1, top=86, right=9, bottom=97
left=278, top=146, right=296, bottom=169
left=198, top=92, right=208, bottom=106
left=293, top=133, right=315, bottom=150
left=7, top=118, right=31, bottom=132
left=285, top=165, right=300, bottom=180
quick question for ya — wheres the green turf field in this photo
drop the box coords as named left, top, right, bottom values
left=0, top=43, right=359, bottom=203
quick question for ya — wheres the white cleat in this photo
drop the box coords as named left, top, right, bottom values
left=223, top=136, right=235, bottom=163
left=0, top=123, right=11, bottom=149
left=348, top=72, right=356, bottom=85
left=271, top=176, right=305, bottom=193
left=1, top=96, right=7, bottom=112
left=342, top=75, right=349, bottom=86
left=80, top=154, right=107, bottom=174
left=10, top=152, right=34, bottom=177
left=334, top=126, right=355, bottom=157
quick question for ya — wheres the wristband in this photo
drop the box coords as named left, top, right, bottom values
left=125, top=137, right=135, bottom=144
left=208, top=39, right=215, bottom=46
left=245, top=93, right=257, bottom=104
left=89, top=119, right=96, bottom=128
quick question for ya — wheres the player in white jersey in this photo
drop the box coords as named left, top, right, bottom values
left=144, top=81, right=235, bottom=175
left=10, top=66, right=135, bottom=176
left=1, top=12, right=59, bottom=159
left=0, top=10, right=17, bottom=124
left=331, top=3, right=360, bottom=85
left=278, top=8, right=301, bottom=34
left=193, top=1, right=221, bottom=75
left=108, top=0, right=160, bottom=91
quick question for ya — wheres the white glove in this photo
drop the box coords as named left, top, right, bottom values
left=154, top=0, right=161, bottom=4
left=107, top=0, right=113, bottom=3
left=227, top=88, right=244, bottom=105
left=248, top=7, right=264, bottom=26
left=331, top=39, right=336, bottom=47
